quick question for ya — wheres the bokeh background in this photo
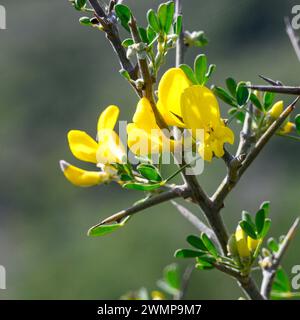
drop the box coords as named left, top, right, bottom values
left=0, top=0, right=299, bottom=299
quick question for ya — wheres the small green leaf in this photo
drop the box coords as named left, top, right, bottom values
left=260, top=218, right=271, bottom=238
left=137, top=164, right=162, bottom=182
left=242, top=210, right=256, bottom=231
left=205, top=64, right=216, bottom=83
left=255, top=208, right=266, bottom=236
left=239, top=220, right=257, bottom=239
left=226, top=78, right=237, bottom=96
left=158, top=1, right=174, bottom=34
left=138, top=27, right=149, bottom=44
left=194, top=54, right=207, bottom=85
left=236, top=82, right=250, bottom=106
left=272, top=267, right=291, bottom=292
left=250, top=93, right=264, bottom=111
left=260, top=201, right=270, bottom=216
left=164, top=264, right=180, bottom=290
left=119, top=69, right=131, bottom=80
left=75, top=0, right=87, bottom=10
left=79, top=16, right=92, bottom=26
left=147, top=26, right=156, bottom=44
left=123, top=181, right=164, bottom=191
left=179, top=64, right=197, bottom=84
left=212, top=86, right=237, bottom=107
left=174, top=15, right=182, bottom=36
left=186, top=235, right=207, bottom=251
left=88, top=216, right=130, bottom=237
left=147, top=9, right=160, bottom=33
left=295, top=114, right=300, bottom=135
left=267, top=237, right=279, bottom=252
left=201, top=233, right=218, bottom=257
left=174, top=249, right=205, bottom=258
left=263, top=92, right=275, bottom=110
left=115, top=4, right=131, bottom=32
left=122, top=38, right=134, bottom=48
left=165, top=1, right=175, bottom=33
left=195, top=255, right=216, bottom=270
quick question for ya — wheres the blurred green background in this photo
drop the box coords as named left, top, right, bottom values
left=0, top=0, right=299, bottom=299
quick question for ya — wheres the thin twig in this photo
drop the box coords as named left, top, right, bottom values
left=247, top=85, right=300, bottom=95
left=95, top=186, right=190, bottom=226
left=285, top=17, right=300, bottom=62
left=175, top=264, right=194, bottom=300
left=260, top=218, right=300, bottom=299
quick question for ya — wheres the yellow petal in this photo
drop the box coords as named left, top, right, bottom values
left=68, top=130, right=98, bottom=163
left=268, top=101, right=283, bottom=119
left=235, top=226, right=250, bottom=259
left=198, top=143, right=213, bottom=162
left=281, top=121, right=295, bottom=134
left=157, top=68, right=190, bottom=126
left=60, top=160, right=109, bottom=187
left=181, top=85, right=221, bottom=131
left=247, top=236, right=259, bottom=253
left=97, top=105, right=120, bottom=132
left=97, top=130, right=126, bottom=164
left=133, top=98, right=159, bottom=131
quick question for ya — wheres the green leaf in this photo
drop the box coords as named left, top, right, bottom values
left=242, top=210, right=256, bottom=231
left=119, top=69, right=131, bottom=81
left=115, top=4, right=131, bottom=32
left=260, top=201, right=270, bottom=216
left=194, top=54, right=207, bottom=85
left=260, top=218, right=271, bottom=238
left=79, top=16, right=92, bottom=26
left=147, top=9, right=160, bottom=33
left=147, top=26, right=156, bottom=44
left=179, top=64, right=197, bottom=84
left=295, top=114, right=300, bottom=135
left=272, top=267, right=291, bottom=292
left=250, top=93, right=264, bottom=111
left=88, top=216, right=130, bottom=237
left=164, top=264, right=180, bottom=290
left=186, top=235, right=207, bottom=251
left=263, top=92, right=275, bottom=110
left=174, top=15, right=182, bottom=36
left=226, top=78, right=237, bottom=96
left=236, top=82, right=250, bottom=106
left=158, top=1, right=174, bottom=34
left=239, top=220, right=257, bottom=239
left=122, top=38, right=134, bottom=48
left=75, top=0, right=87, bottom=10
left=201, top=233, right=218, bottom=257
left=212, top=86, right=237, bottom=107
left=138, top=27, right=149, bottom=44
left=205, top=64, right=216, bottom=83
left=137, top=164, right=162, bottom=182
left=267, top=237, right=279, bottom=253
left=195, top=255, right=216, bottom=270
left=174, top=249, right=205, bottom=258
left=123, top=182, right=163, bottom=191
left=255, top=208, right=266, bottom=236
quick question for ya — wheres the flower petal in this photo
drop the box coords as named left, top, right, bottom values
left=181, top=85, right=221, bottom=131
left=133, top=98, right=159, bottom=131
left=157, top=68, right=190, bottom=126
left=60, top=160, right=109, bottom=187
left=97, top=105, right=120, bottom=132
left=68, top=130, right=98, bottom=163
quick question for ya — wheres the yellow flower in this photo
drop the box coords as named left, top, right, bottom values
left=280, top=121, right=295, bottom=134
left=235, top=226, right=250, bottom=259
left=157, top=68, right=234, bottom=161
left=247, top=236, right=259, bottom=253
left=60, top=105, right=125, bottom=187
left=268, top=101, right=283, bottom=119
left=127, top=98, right=179, bottom=156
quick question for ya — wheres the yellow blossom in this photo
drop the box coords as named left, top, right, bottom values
left=280, top=121, right=295, bottom=134
left=235, top=226, right=250, bottom=259
left=157, top=68, right=234, bottom=161
left=60, top=105, right=125, bottom=187
left=127, top=98, right=180, bottom=156
left=268, top=101, right=284, bottom=119
left=247, top=236, right=259, bottom=253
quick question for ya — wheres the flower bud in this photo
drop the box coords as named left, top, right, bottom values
left=280, top=121, right=295, bottom=134
left=247, top=236, right=259, bottom=253
left=268, top=101, right=284, bottom=119
left=235, top=226, right=251, bottom=261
